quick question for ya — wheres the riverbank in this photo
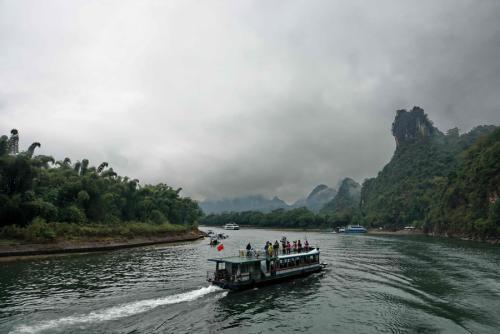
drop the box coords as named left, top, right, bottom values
left=367, top=229, right=425, bottom=236
left=0, top=230, right=205, bottom=261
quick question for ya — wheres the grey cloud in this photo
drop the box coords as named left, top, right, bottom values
left=1, top=0, right=499, bottom=203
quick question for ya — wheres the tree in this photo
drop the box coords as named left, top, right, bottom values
left=80, top=159, right=89, bottom=175
left=73, top=161, right=81, bottom=174
left=26, top=142, right=41, bottom=158
left=97, top=162, right=108, bottom=174
left=8, top=129, right=19, bottom=155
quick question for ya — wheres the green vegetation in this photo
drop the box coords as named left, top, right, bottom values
left=201, top=207, right=329, bottom=229
left=0, top=219, right=189, bottom=243
left=0, top=130, right=202, bottom=243
left=426, top=128, right=500, bottom=238
left=200, top=205, right=361, bottom=230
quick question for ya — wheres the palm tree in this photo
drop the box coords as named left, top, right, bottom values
left=80, top=159, right=89, bottom=175
left=56, top=157, right=72, bottom=168
left=26, top=142, right=41, bottom=158
left=8, top=129, right=19, bottom=155
left=74, top=161, right=81, bottom=174
left=97, top=162, right=108, bottom=174
left=101, top=168, right=117, bottom=178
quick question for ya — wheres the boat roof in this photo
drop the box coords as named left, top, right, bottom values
left=208, top=256, right=262, bottom=264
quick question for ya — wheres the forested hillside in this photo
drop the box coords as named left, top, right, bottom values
left=0, top=129, right=202, bottom=242
left=320, top=178, right=361, bottom=222
left=201, top=207, right=327, bottom=229
left=360, top=107, right=499, bottom=239
left=426, top=128, right=500, bottom=238
left=292, top=184, right=337, bottom=213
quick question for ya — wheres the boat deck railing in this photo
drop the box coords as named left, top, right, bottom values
left=239, top=247, right=316, bottom=259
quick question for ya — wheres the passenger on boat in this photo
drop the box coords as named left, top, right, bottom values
left=273, top=240, right=279, bottom=257
left=286, top=241, right=291, bottom=254
left=267, top=243, right=273, bottom=257
left=246, top=242, right=252, bottom=256
left=293, top=240, right=297, bottom=253
left=304, top=240, right=309, bottom=252
left=298, top=240, right=302, bottom=253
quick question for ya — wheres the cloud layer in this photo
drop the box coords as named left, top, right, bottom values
left=1, top=0, right=499, bottom=202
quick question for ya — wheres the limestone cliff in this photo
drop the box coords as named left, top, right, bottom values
left=392, top=106, right=441, bottom=147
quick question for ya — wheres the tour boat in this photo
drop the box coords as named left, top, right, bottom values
left=345, top=225, right=367, bottom=233
left=224, top=223, right=240, bottom=230
left=207, top=248, right=324, bottom=291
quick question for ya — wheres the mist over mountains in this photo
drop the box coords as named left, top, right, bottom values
left=199, top=184, right=337, bottom=214
left=199, top=195, right=288, bottom=214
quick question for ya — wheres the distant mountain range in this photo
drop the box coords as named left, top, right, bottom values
left=320, top=178, right=361, bottom=216
left=199, top=184, right=337, bottom=214
left=199, top=195, right=288, bottom=214
left=291, top=184, right=337, bottom=213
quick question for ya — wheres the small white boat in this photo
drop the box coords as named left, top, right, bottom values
left=346, top=225, right=367, bottom=233
left=224, top=223, right=240, bottom=230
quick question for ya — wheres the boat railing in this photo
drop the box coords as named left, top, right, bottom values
left=238, top=247, right=315, bottom=259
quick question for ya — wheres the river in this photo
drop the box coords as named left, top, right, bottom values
left=0, top=228, right=499, bottom=333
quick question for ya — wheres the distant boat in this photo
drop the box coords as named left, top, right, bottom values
left=224, top=223, right=240, bottom=230
left=345, top=225, right=367, bottom=233
left=338, top=227, right=346, bottom=233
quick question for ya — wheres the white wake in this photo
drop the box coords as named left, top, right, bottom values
left=12, top=285, right=225, bottom=334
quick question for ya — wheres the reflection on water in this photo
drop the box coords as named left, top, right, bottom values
left=0, top=229, right=499, bottom=333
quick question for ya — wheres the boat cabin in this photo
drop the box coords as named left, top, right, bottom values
left=208, top=256, right=263, bottom=283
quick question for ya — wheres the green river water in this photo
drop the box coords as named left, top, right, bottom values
left=0, top=228, right=499, bottom=333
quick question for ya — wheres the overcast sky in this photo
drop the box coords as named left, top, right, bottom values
left=1, top=0, right=499, bottom=203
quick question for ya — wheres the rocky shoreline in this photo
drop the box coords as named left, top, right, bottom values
left=0, top=230, right=205, bottom=261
